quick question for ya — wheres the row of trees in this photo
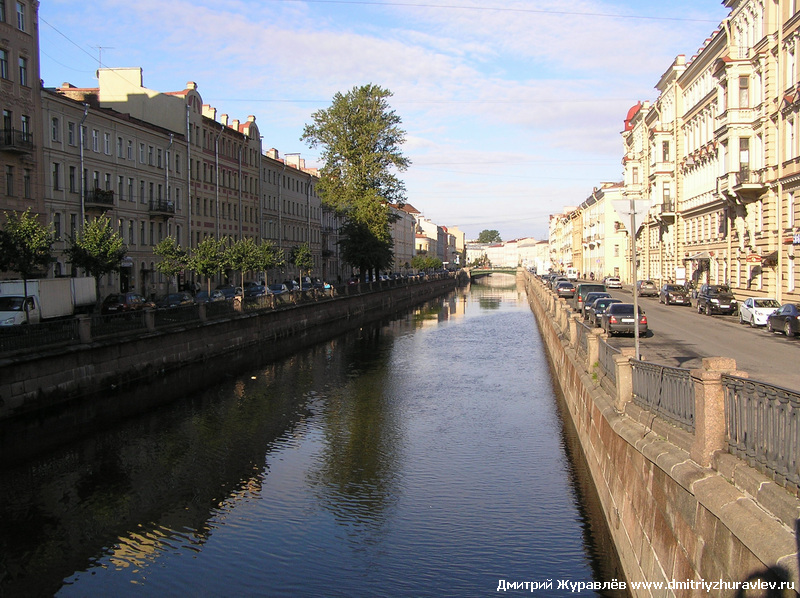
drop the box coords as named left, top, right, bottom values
left=0, top=210, right=313, bottom=302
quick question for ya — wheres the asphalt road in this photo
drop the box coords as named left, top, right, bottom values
left=587, top=287, right=800, bottom=392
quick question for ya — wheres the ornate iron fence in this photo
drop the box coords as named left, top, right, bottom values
left=631, top=360, right=694, bottom=432
left=91, top=311, right=147, bottom=337
left=723, top=374, right=800, bottom=488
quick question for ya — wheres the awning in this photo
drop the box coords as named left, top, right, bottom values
left=685, top=251, right=711, bottom=261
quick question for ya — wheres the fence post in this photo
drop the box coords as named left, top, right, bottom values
left=612, top=347, right=637, bottom=412
left=198, top=303, right=207, bottom=322
left=690, top=357, right=745, bottom=467
left=569, top=314, right=580, bottom=347
left=77, top=314, right=92, bottom=344
left=587, top=328, right=601, bottom=371
left=144, top=309, right=155, bottom=331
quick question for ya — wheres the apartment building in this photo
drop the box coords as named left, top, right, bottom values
left=0, top=0, right=44, bottom=218
left=42, top=88, right=189, bottom=299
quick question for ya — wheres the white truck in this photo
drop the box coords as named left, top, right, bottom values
left=0, top=277, right=97, bottom=325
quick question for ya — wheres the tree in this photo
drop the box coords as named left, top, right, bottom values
left=255, top=240, right=284, bottom=284
left=226, top=237, right=260, bottom=291
left=0, top=209, right=54, bottom=322
left=65, top=215, right=126, bottom=302
left=289, top=243, right=314, bottom=285
left=477, top=229, right=502, bottom=243
left=153, top=236, right=187, bottom=297
left=188, top=236, right=227, bottom=295
left=302, top=83, right=409, bottom=281
left=411, top=254, right=442, bottom=272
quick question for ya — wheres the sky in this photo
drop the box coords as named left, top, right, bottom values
left=38, top=0, right=730, bottom=242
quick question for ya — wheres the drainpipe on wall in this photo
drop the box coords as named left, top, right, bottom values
left=78, top=104, right=88, bottom=228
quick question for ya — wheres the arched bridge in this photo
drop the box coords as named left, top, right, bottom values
left=467, top=267, right=521, bottom=280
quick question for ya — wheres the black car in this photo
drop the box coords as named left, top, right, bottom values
left=555, top=281, right=576, bottom=298
left=766, top=303, right=800, bottom=337
left=581, top=292, right=612, bottom=319
left=659, top=284, right=691, bottom=306
left=155, top=292, right=195, bottom=309
left=587, top=297, right=622, bottom=327
left=600, top=303, right=647, bottom=337
left=695, top=284, right=737, bottom=315
left=572, top=283, right=607, bottom=312
left=101, top=292, right=148, bottom=314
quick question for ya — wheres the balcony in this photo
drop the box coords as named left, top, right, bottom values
left=149, top=199, right=175, bottom=219
left=85, top=188, right=114, bottom=212
left=0, top=129, right=34, bottom=154
left=658, top=200, right=676, bottom=221
left=731, top=167, right=767, bottom=201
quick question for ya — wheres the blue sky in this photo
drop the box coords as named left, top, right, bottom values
left=39, top=0, right=729, bottom=241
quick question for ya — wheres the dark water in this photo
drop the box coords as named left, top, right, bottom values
left=0, top=277, right=625, bottom=597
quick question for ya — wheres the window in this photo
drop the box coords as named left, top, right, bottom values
left=103, top=132, right=110, bottom=155
left=632, top=166, right=639, bottom=185
left=69, top=166, right=76, bottom=192
left=128, top=221, right=135, bottom=246
left=68, top=122, right=75, bottom=146
left=104, top=172, right=111, bottom=191
left=148, top=145, right=153, bottom=166
left=51, top=117, right=60, bottom=142
left=15, top=1, right=24, bottom=31
left=117, top=136, right=123, bottom=158
left=739, top=76, right=749, bottom=108
left=5, top=164, right=13, bottom=196
left=52, top=162, right=60, bottom=190
left=139, top=143, right=145, bottom=163
left=127, top=140, right=133, bottom=160
left=23, top=168, right=29, bottom=198
left=157, top=148, right=162, bottom=168
left=140, top=221, right=146, bottom=245
left=662, top=141, right=669, bottom=162
left=0, top=49, right=7, bottom=79
left=118, top=176, right=124, bottom=200
left=128, top=178, right=133, bottom=202
left=20, top=114, right=29, bottom=139
left=0, top=1, right=5, bottom=23
left=17, top=56, right=26, bottom=86
left=140, top=180, right=145, bottom=203
left=92, top=129, right=99, bottom=152
left=789, top=192, right=796, bottom=228
left=53, top=213, right=61, bottom=240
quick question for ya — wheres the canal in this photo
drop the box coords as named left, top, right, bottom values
left=0, top=275, right=625, bottom=597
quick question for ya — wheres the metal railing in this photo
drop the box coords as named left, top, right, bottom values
left=631, top=360, right=695, bottom=432
left=597, top=337, right=620, bottom=384
left=0, top=318, right=80, bottom=351
left=576, top=320, right=590, bottom=357
left=723, top=375, right=800, bottom=488
left=91, top=311, right=147, bottom=338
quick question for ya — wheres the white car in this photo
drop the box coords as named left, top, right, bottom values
left=738, top=297, right=780, bottom=327
left=604, top=276, right=622, bottom=289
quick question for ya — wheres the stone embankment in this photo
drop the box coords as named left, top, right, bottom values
left=523, top=270, right=799, bottom=596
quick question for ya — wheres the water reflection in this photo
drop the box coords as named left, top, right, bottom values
left=0, top=279, right=624, bottom=597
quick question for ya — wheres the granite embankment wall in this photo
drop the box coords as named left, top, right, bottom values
left=0, top=278, right=456, bottom=463
left=523, top=271, right=799, bottom=596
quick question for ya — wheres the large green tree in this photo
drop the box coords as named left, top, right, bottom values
left=153, top=236, right=187, bottom=297
left=477, top=229, right=502, bottom=243
left=255, top=240, right=283, bottom=284
left=301, top=83, right=409, bottom=281
left=226, top=237, right=260, bottom=291
left=0, top=209, right=54, bottom=322
left=65, top=215, right=126, bottom=302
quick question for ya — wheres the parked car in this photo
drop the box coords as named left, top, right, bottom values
left=216, top=284, right=242, bottom=299
left=572, top=283, right=607, bottom=312
left=244, top=284, right=267, bottom=298
left=101, top=292, right=149, bottom=314
left=155, top=292, right=195, bottom=309
left=635, top=280, right=658, bottom=297
left=587, top=297, right=622, bottom=327
left=550, top=276, right=569, bottom=290
left=659, top=284, right=691, bottom=306
left=766, top=303, right=800, bottom=336
left=604, top=276, right=622, bottom=289
left=195, top=289, right=225, bottom=303
left=695, top=284, right=737, bottom=316
left=600, top=303, right=648, bottom=337
left=267, top=283, right=289, bottom=295
left=581, top=292, right=612, bottom=319
left=555, top=281, right=576, bottom=298
left=739, top=297, right=780, bottom=327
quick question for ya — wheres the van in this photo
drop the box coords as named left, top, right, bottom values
left=571, top=283, right=607, bottom=312
left=566, top=267, right=578, bottom=281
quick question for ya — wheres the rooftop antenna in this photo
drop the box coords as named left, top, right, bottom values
left=92, top=46, right=114, bottom=73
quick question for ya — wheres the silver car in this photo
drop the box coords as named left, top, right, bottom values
left=738, top=297, right=780, bottom=327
